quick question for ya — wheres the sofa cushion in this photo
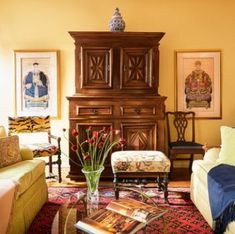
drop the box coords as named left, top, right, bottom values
left=19, top=145, right=34, bottom=160
left=0, top=159, right=45, bottom=199
left=0, top=136, right=22, bottom=168
left=204, top=148, right=220, bottom=163
left=192, top=160, right=217, bottom=187
left=217, top=126, right=235, bottom=166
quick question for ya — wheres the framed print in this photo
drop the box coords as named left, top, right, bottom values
left=15, top=50, right=60, bottom=118
left=175, top=50, right=221, bottom=119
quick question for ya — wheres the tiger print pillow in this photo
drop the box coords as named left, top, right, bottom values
left=8, top=116, right=32, bottom=134
left=31, top=116, right=50, bottom=132
left=8, top=116, right=50, bottom=134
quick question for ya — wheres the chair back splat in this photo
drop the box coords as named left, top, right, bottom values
left=165, top=111, right=204, bottom=175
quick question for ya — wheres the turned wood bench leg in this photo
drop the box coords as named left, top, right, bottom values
left=156, top=173, right=169, bottom=203
left=113, top=174, right=119, bottom=200
left=163, top=173, right=169, bottom=203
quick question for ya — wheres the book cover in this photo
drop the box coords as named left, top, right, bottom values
left=75, top=198, right=167, bottom=234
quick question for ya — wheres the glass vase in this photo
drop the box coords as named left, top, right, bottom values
left=82, top=166, right=104, bottom=215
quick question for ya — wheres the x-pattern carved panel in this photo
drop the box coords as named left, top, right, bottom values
left=82, top=47, right=112, bottom=89
left=89, top=55, right=105, bottom=81
left=122, top=124, right=156, bottom=150
left=121, top=48, right=153, bottom=89
left=129, top=130, right=148, bottom=150
left=128, top=55, right=145, bottom=81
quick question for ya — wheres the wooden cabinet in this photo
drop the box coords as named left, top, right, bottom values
left=67, top=32, right=166, bottom=180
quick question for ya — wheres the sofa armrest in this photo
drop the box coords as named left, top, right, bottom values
left=19, top=145, right=34, bottom=160
left=0, top=126, right=7, bottom=137
left=204, top=147, right=221, bottom=163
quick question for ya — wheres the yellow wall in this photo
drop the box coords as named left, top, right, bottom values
left=1, top=0, right=235, bottom=158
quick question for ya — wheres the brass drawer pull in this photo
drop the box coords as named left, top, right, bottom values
left=92, top=109, right=98, bottom=114
left=134, top=108, right=141, bottom=114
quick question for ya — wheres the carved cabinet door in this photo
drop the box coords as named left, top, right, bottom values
left=81, top=47, right=113, bottom=89
left=120, top=47, right=154, bottom=90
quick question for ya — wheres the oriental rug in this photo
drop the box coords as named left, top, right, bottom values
left=27, top=187, right=213, bottom=234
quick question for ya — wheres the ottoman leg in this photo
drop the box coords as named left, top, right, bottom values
left=163, top=173, right=169, bottom=203
left=115, top=188, right=119, bottom=200
left=156, top=175, right=162, bottom=191
left=113, top=174, right=119, bottom=200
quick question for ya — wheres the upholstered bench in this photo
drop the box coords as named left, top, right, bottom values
left=111, top=150, right=171, bottom=202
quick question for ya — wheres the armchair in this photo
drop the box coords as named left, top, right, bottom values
left=8, top=115, right=62, bottom=182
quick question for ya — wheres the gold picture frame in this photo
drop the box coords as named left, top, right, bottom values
left=15, top=50, right=60, bottom=118
left=175, top=50, right=221, bottom=119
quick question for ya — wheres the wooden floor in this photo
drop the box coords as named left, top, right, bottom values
left=169, top=167, right=191, bottom=187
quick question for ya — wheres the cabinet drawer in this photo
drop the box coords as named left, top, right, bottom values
left=76, top=106, right=112, bottom=116
left=120, top=106, right=156, bottom=116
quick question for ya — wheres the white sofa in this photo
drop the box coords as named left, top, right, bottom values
left=190, top=147, right=235, bottom=233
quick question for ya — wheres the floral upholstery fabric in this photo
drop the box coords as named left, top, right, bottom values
left=111, top=150, right=170, bottom=173
left=0, top=136, right=22, bottom=167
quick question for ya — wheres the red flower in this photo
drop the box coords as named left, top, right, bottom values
left=98, top=141, right=104, bottom=149
left=71, top=129, right=79, bottom=137
left=119, top=138, right=126, bottom=146
left=87, top=138, right=95, bottom=145
left=92, top=131, right=99, bottom=138
left=63, top=124, right=126, bottom=170
left=71, top=144, right=78, bottom=151
left=84, top=153, right=91, bottom=161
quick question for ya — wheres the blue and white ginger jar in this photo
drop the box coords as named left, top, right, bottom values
left=109, top=8, right=125, bottom=32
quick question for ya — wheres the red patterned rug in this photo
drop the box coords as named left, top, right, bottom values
left=27, top=186, right=213, bottom=234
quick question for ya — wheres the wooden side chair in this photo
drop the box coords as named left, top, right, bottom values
left=8, top=115, right=62, bottom=182
left=165, top=111, right=205, bottom=174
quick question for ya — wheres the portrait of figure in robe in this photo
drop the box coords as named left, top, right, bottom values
left=24, top=62, right=49, bottom=109
left=185, top=60, right=212, bottom=109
